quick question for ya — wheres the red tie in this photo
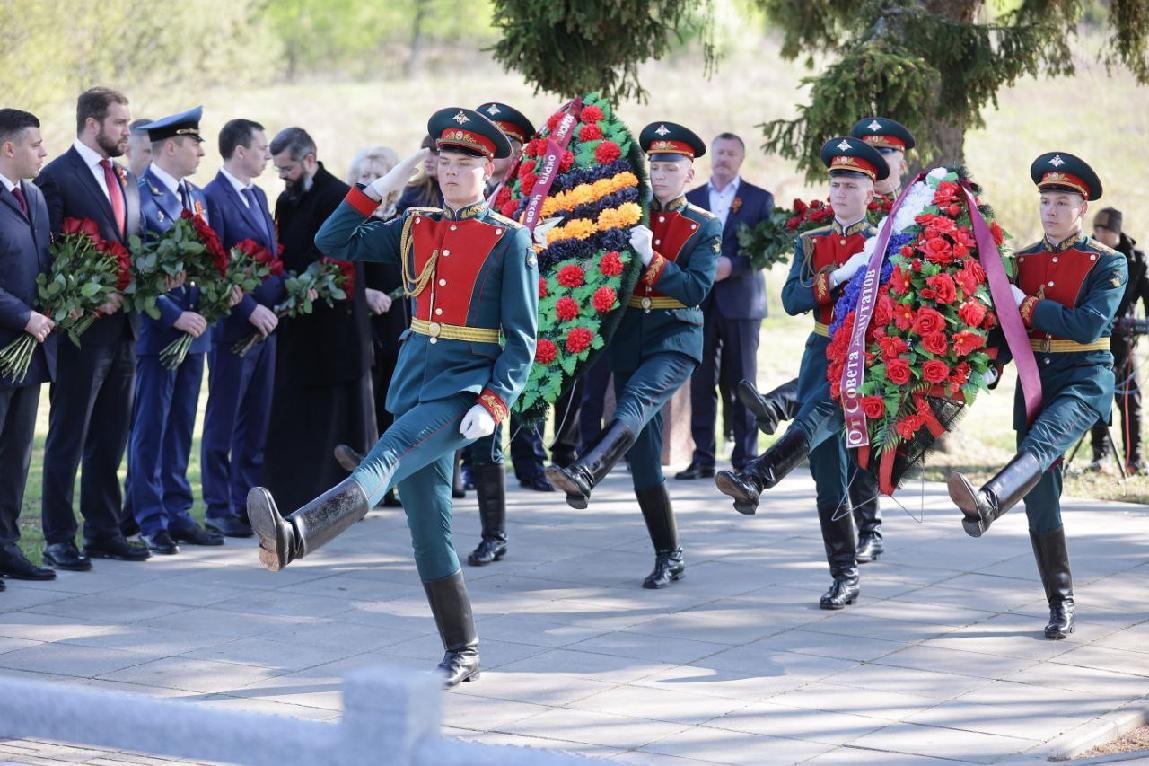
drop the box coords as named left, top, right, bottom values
left=11, top=185, right=28, bottom=218
left=99, top=159, right=126, bottom=236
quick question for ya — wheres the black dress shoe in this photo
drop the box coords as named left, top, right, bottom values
left=820, top=577, right=860, bottom=610
left=169, top=522, right=225, bottom=546
left=141, top=531, right=180, bottom=555
left=205, top=516, right=254, bottom=538
left=519, top=472, right=555, bottom=492
left=0, top=545, right=57, bottom=580
left=42, top=542, right=92, bottom=572
left=84, top=536, right=151, bottom=561
left=674, top=463, right=715, bottom=480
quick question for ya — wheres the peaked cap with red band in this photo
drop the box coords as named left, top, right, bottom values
left=475, top=102, right=535, bottom=145
left=1030, top=151, right=1102, bottom=201
left=850, top=116, right=915, bottom=152
left=427, top=107, right=512, bottom=160
left=819, top=136, right=889, bottom=181
left=639, top=121, right=706, bottom=162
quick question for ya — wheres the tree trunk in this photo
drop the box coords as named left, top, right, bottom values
left=405, top=0, right=428, bottom=78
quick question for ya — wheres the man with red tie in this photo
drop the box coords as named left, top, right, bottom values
left=35, top=87, right=150, bottom=572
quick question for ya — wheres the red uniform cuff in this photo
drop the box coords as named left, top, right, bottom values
left=642, top=253, right=668, bottom=287
left=478, top=389, right=508, bottom=425
left=814, top=270, right=833, bottom=305
left=1019, top=296, right=1039, bottom=327
left=346, top=187, right=380, bottom=217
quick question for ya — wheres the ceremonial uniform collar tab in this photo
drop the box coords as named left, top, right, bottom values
left=1046, top=232, right=1087, bottom=253
left=833, top=218, right=869, bottom=237
left=653, top=195, right=688, bottom=213
left=444, top=200, right=487, bottom=220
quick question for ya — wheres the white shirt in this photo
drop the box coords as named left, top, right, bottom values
left=220, top=167, right=251, bottom=207
left=0, top=171, right=17, bottom=193
left=148, top=162, right=185, bottom=199
left=707, top=175, right=741, bottom=228
left=73, top=139, right=114, bottom=200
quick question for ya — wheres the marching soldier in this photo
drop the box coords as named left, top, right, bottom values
left=248, top=107, right=538, bottom=688
left=715, top=137, right=888, bottom=609
left=948, top=152, right=1125, bottom=640
left=546, top=121, right=720, bottom=589
left=737, top=117, right=916, bottom=565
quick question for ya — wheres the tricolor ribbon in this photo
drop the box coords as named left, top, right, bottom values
left=521, top=98, right=583, bottom=233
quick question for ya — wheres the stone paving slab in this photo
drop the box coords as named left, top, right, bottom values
left=1, top=469, right=1148, bottom=765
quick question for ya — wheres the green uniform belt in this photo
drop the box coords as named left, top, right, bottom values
left=411, top=318, right=500, bottom=343
left=1029, top=337, right=1109, bottom=353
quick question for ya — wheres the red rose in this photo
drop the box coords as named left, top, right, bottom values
left=546, top=113, right=562, bottom=132
left=900, top=245, right=914, bottom=258
left=922, top=331, right=948, bottom=355
left=950, top=241, right=970, bottom=260
left=565, top=326, right=593, bottom=354
left=785, top=215, right=802, bottom=230
left=896, top=415, right=924, bottom=440
left=958, top=299, right=987, bottom=328
left=953, top=227, right=977, bottom=248
left=592, top=286, right=616, bottom=313
left=934, top=180, right=960, bottom=204
left=912, top=307, right=946, bottom=335
left=861, top=396, right=885, bottom=419
left=951, top=361, right=971, bottom=386
left=581, top=104, right=604, bottom=122
left=556, top=296, right=579, bottom=322
left=953, top=330, right=986, bottom=356
left=535, top=338, right=557, bottom=364
left=578, top=123, right=603, bottom=142
left=793, top=198, right=807, bottom=213
left=925, top=273, right=958, bottom=304
left=966, top=260, right=986, bottom=282
left=500, top=201, right=519, bottom=219
left=947, top=204, right=961, bottom=217
left=922, top=237, right=953, bottom=264
left=538, top=277, right=548, bottom=298
left=62, top=217, right=102, bottom=240
left=954, top=268, right=978, bottom=296
left=983, top=310, right=998, bottom=329
left=926, top=216, right=957, bottom=236
left=559, top=151, right=574, bottom=173
left=887, top=358, right=911, bottom=385
left=594, top=141, right=621, bottom=164
left=922, top=359, right=950, bottom=384
left=557, top=264, right=585, bottom=287
left=809, top=199, right=824, bottom=209
left=599, top=251, right=623, bottom=277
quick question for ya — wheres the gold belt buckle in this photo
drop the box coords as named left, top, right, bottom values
left=427, top=321, right=442, bottom=338
left=1040, top=337, right=1051, bottom=353
left=641, top=296, right=652, bottom=313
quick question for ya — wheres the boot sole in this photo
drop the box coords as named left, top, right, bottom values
left=642, top=570, right=684, bottom=589
left=947, top=473, right=988, bottom=538
left=247, top=488, right=288, bottom=572
left=715, top=472, right=759, bottom=515
left=544, top=465, right=589, bottom=509
left=819, top=596, right=857, bottom=610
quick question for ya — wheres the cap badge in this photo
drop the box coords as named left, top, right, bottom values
left=1049, top=154, right=1065, bottom=167
left=654, top=124, right=670, bottom=136
left=867, top=119, right=882, bottom=131
left=837, top=139, right=852, bottom=151
left=452, top=111, right=470, bottom=125
left=485, top=104, right=500, bottom=116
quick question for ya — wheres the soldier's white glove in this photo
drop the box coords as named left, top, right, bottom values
left=533, top=216, right=564, bottom=247
left=629, top=225, right=654, bottom=266
left=367, top=148, right=430, bottom=201
left=829, top=249, right=869, bottom=288
left=984, top=368, right=998, bottom=386
left=1011, top=285, right=1027, bottom=306
left=459, top=404, right=496, bottom=440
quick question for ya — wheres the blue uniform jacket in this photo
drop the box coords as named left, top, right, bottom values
left=0, top=181, right=56, bottom=389
left=1010, top=233, right=1127, bottom=429
left=314, top=187, right=537, bottom=425
left=136, top=167, right=210, bottom=356
left=609, top=196, right=721, bottom=373
left=203, top=172, right=285, bottom=344
left=686, top=180, right=773, bottom=320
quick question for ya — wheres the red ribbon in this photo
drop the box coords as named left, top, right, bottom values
left=521, top=98, right=583, bottom=233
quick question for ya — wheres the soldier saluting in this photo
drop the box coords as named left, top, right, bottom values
left=248, top=107, right=538, bottom=687
left=948, top=152, right=1125, bottom=640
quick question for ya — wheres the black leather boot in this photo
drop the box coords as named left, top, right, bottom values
left=452, top=451, right=466, bottom=498
left=737, top=378, right=800, bottom=436
left=1031, top=526, right=1075, bottom=639
left=545, top=420, right=635, bottom=509
left=851, top=469, right=883, bottom=564
left=423, top=570, right=480, bottom=687
left=818, top=501, right=860, bottom=609
left=948, top=452, right=1042, bottom=537
left=468, top=464, right=507, bottom=566
left=714, top=427, right=809, bottom=515
left=637, top=483, right=684, bottom=589
left=248, top=478, right=370, bottom=572
left=333, top=443, right=362, bottom=472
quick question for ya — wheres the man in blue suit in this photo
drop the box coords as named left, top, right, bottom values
left=129, top=106, right=226, bottom=555
left=0, top=109, right=57, bottom=586
left=202, top=119, right=282, bottom=538
left=679, top=132, right=772, bottom=478
left=35, top=87, right=150, bottom=571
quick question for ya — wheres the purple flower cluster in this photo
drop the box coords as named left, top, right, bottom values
left=539, top=228, right=630, bottom=272
left=828, top=232, right=914, bottom=336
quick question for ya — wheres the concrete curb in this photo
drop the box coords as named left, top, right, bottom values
left=1039, top=696, right=1149, bottom=761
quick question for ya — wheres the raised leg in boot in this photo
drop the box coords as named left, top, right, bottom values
left=545, top=420, right=635, bottom=509
left=715, top=426, right=809, bottom=515
left=468, top=463, right=507, bottom=566
left=737, top=378, right=800, bottom=436
left=248, top=478, right=370, bottom=572
left=819, top=500, right=860, bottom=610
left=948, top=452, right=1042, bottom=537
left=637, top=482, right=684, bottom=589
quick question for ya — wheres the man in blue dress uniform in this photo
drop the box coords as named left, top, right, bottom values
left=129, top=106, right=227, bottom=554
left=248, top=107, right=537, bottom=687
left=736, top=117, right=915, bottom=566
left=948, top=152, right=1125, bottom=640
left=201, top=119, right=282, bottom=539
left=715, top=137, right=887, bottom=609
left=546, top=121, right=721, bottom=589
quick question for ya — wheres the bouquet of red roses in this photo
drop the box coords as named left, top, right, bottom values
left=0, top=217, right=130, bottom=383
left=737, top=197, right=836, bottom=270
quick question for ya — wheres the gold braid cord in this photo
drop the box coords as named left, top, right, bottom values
left=400, top=213, right=439, bottom=297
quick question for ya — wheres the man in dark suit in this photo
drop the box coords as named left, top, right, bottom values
left=202, top=119, right=282, bottom=538
left=129, top=107, right=225, bottom=555
left=34, top=87, right=149, bottom=571
left=262, top=127, right=373, bottom=514
left=0, top=109, right=57, bottom=585
left=678, top=133, right=773, bottom=478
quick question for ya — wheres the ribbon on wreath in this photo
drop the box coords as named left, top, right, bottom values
left=520, top=97, right=583, bottom=233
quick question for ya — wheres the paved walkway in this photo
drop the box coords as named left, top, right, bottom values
left=1, top=469, right=1148, bottom=765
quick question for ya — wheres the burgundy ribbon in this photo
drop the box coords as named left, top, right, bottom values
left=961, top=186, right=1042, bottom=422
left=521, top=98, right=583, bottom=233
left=840, top=177, right=922, bottom=449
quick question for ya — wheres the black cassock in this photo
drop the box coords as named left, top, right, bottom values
left=262, top=164, right=374, bottom=512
